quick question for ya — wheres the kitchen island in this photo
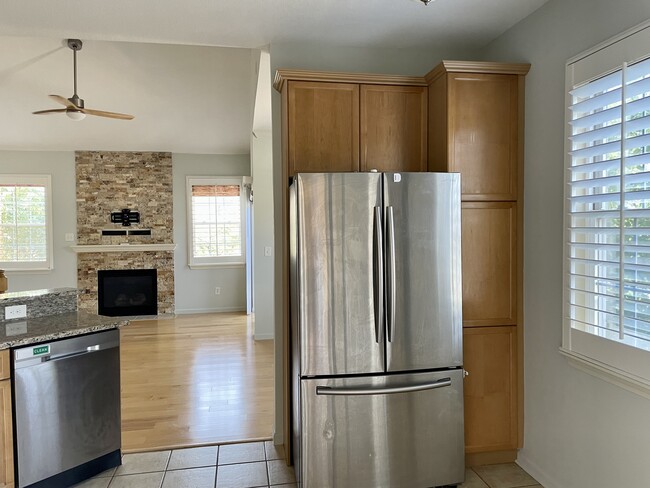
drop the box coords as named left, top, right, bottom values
left=0, top=288, right=128, bottom=488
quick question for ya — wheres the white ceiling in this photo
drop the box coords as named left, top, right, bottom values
left=0, top=0, right=548, bottom=154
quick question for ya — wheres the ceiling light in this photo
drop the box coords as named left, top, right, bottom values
left=421, top=0, right=432, bottom=4
left=66, top=110, right=86, bottom=121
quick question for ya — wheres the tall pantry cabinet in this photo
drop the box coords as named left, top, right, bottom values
left=427, top=61, right=529, bottom=464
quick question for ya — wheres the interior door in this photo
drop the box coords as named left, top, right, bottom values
left=293, top=173, right=383, bottom=377
left=383, top=172, right=463, bottom=372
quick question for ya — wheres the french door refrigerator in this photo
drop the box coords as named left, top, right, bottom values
left=289, top=172, right=464, bottom=488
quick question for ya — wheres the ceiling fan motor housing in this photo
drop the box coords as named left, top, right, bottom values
left=67, top=39, right=83, bottom=51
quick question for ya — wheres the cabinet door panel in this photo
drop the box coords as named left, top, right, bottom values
left=462, top=202, right=516, bottom=326
left=448, top=74, right=518, bottom=200
left=288, top=81, right=359, bottom=175
left=463, top=326, right=517, bottom=453
left=360, top=85, right=427, bottom=172
left=0, top=379, right=13, bottom=486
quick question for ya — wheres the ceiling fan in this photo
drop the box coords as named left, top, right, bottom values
left=33, top=39, right=134, bottom=121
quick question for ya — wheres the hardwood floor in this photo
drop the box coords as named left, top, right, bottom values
left=120, top=313, right=274, bottom=453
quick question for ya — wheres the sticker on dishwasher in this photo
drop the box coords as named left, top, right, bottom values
left=32, top=345, right=50, bottom=356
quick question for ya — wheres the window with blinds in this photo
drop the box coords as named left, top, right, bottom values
left=568, top=56, right=650, bottom=351
left=0, top=175, right=52, bottom=270
left=186, top=177, right=245, bottom=267
left=564, top=20, right=650, bottom=389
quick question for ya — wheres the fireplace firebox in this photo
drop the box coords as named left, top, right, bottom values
left=98, top=269, right=157, bottom=316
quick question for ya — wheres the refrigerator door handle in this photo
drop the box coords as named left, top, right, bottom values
left=373, top=206, right=384, bottom=343
left=316, top=377, right=452, bottom=396
left=386, top=206, right=396, bottom=342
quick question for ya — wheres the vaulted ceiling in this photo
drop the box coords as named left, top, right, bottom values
left=0, top=0, right=548, bottom=154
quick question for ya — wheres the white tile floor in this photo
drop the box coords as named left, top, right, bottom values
left=73, top=441, right=296, bottom=488
left=73, top=441, right=542, bottom=488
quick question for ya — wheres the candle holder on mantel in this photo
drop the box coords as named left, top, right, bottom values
left=0, top=270, right=7, bottom=294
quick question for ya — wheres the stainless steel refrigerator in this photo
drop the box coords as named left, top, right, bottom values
left=289, top=172, right=464, bottom=488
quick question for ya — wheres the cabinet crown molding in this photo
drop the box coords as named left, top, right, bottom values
left=424, top=60, right=531, bottom=84
left=273, top=69, right=427, bottom=92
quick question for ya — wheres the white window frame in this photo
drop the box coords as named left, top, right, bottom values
left=186, top=176, right=246, bottom=269
left=562, top=20, right=650, bottom=397
left=0, top=174, right=53, bottom=272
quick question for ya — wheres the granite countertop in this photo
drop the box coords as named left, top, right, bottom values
left=0, top=311, right=128, bottom=350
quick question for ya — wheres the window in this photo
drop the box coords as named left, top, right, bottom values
left=0, top=175, right=53, bottom=271
left=186, top=177, right=246, bottom=268
left=563, top=21, right=650, bottom=390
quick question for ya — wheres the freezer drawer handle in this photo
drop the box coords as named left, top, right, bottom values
left=316, top=377, right=451, bottom=396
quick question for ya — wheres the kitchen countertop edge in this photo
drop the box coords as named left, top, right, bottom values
left=0, top=311, right=128, bottom=350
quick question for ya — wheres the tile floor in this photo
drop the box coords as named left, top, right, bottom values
left=460, top=463, right=543, bottom=488
left=73, top=441, right=296, bottom=488
left=74, top=440, right=542, bottom=488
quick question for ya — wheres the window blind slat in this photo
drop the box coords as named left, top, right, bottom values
left=570, top=105, right=621, bottom=130
left=569, top=140, right=621, bottom=159
left=570, top=87, right=622, bottom=114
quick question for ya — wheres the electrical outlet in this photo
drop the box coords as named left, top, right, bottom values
left=5, top=305, right=27, bottom=320
left=264, top=246, right=272, bottom=257
left=215, top=287, right=221, bottom=295
left=65, top=233, right=75, bottom=242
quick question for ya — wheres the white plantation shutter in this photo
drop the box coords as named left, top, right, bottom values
left=564, top=21, right=650, bottom=388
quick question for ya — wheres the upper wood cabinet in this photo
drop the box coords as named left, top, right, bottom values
left=426, top=62, right=530, bottom=201
left=360, top=85, right=427, bottom=172
left=275, top=70, right=428, bottom=176
left=287, top=81, right=360, bottom=175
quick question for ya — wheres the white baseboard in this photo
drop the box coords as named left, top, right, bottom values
left=517, top=452, right=561, bottom=488
left=175, top=306, right=246, bottom=314
left=254, top=333, right=274, bottom=340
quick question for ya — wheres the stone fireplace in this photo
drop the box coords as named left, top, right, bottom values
left=74, top=151, right=175, bottom=315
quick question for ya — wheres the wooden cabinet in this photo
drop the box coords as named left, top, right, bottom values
left=287, top=81, right=360, bottom=175
left=426, top=61, right=528, bottom=463
left=276, top=63, right=528, bottom=466
left=461, top=202, right=517, bottom=327
left=0, top=351, right=13, bottom=487
left=463, top=326, right=518, bottom=453
left=277, top=71, right=428, bottom=176
left=427, top=63, right=528, bottom=201
left=360, top=85, right=427, bottom=172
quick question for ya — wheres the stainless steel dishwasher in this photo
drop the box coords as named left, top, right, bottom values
left=13, top=329, right=122, bottom=488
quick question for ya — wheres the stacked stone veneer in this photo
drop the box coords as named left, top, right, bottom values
left=75, top=151, right=175, bottom=314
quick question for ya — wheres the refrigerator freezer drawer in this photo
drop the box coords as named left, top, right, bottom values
left=299, top=369, right=464, bottom=488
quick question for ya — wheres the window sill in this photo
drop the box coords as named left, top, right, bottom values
left=3, top=268, right=53, bottom=274
left=559, top=347, right=650, bottom=400
left=188, top=263, right=245, bottom=270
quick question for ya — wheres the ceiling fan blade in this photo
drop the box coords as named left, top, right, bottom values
left=32, top=108, right=69, bottom=115
left=48, top=94, right=77, bottom=109
left=80, top=108, right=134, bottom=120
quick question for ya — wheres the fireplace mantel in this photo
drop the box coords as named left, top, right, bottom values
left=71, top=244, right=176, bottom=253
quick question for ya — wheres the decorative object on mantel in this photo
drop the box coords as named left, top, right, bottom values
left=110, top=209, right=140, bottom=226
left=33, top=39, right=134, bottom=121
left=0, top=270, right=7, bottom=294
left=102, top=229, right=151, bottom=236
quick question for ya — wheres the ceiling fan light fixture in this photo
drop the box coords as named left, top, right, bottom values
left=66, top=110, right=86, bottom=121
